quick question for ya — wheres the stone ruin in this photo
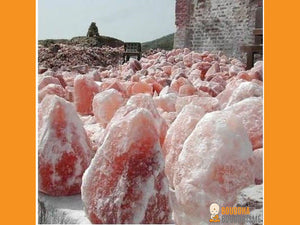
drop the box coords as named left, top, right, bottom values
left=174, top=0, right=263, bottom=60
left=87, top=22, right=100, bottom=37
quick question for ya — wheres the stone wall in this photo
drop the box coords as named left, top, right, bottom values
left=174, top=0, right=262, bottom=60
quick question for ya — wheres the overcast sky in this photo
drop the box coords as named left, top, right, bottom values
left=38, top=0, right=176, bottom=42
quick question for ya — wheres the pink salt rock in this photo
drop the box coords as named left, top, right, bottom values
left=205, top=62, right=220, bottom=78
left=191, top=52, right=202, bottom=62
left=173, top=110, right=254, bottom=224
left=92, top=89, right=124, bottom=127
left=178, top=84, right=197, bottom=96
left=163, top=105, right=205, bottom=188
left=249, top=62, right=263, bottom=81
left=175, top=95, right=219, bottom=113
left=53, top=73, right=68, bottom=88
left=237, top=71, right=252, bottom=81
left=74, top=75, right=99, bottom=115
left=127, top=94, right=168, bottom=145
left=153, top=93, right=177, bottom=112
left=128, top=58, right=142, bottom=72
left=130, top=82, right=153, bottom=95
left=216, top=78, right=246, bottom=109
left=159, top=86, right=174, bottom=96
left=183, top=53, right=193, bottom=67
left=226, top=81, right=263, bottom=107
left=38, top=76, right=61, bottom=90
left=189, top=69, right=201, bottom=82
left=81, top=109, right=171, bottom=224
left=162, top=65, right=172, bottom=76
left=210, top=74, right=227, bottom=88
left=130, top=74, right=140, bottom=82
left=197, top=80, right=224, bottom=97
left=225, top=97, right=263, bottom=150
left=170, top=77, right=190, bottom=93
left=38, top=95, right=92, bottom=196
left=61, top=71, right=78, bottom=87
left=65, top=86, right=74, bottom=102
left=105, top=80, right=126, bottom=96
left=249, top=148, right=263, bottom=184
left=38, top=84, right=66, bottom=103
left=229, top=65, right=244, bottom=76
left=160, top=111, right=177, bottom=126
left=84, top=122, right=106, bottom=152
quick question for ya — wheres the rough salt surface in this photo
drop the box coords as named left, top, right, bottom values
left=38, top=95, right=92, bottom=196
left=81, top=109, right=171, bottom=224
left=38, top=84, right=66, bottom=103
left=92, top=89, right=124, bottom=127
left=74, top=75, right=99, bottom=115
left=225, top=97, right=263, bottom=150
left=163, top=104, right=205, bottom=188
left=226, top=81, right=263, bottom=107
left=127, top=94, right=168, bottom=146
left=175, top=95, right=219, bottom=113
left=172, top=110, right=254, bottom=225
left=249, top=148, right=263, bottom=184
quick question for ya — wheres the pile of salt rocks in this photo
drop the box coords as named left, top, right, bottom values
left=38, top=44, right=123, bottom=71
left=38, top=48, right=263, bottom=224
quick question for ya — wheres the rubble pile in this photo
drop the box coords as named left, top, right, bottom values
left=38, top=48, right=263, bottom=225
left=38, top=44, right=124, bottom=71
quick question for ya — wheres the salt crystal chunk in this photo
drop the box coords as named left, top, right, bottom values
left=74, top=75, right=99, bottom=115
left=127, top=94, right=168, bottom=145
left=38, top=84, right=66, bottom=103
left=226, top=81, right=263, bottom=107
left=38, top=76, right=61, bottom=90
left=163, top=104, right=205, bottom=188
left=92, top=89, right=124, bottom=127
left=175, top=95, right=219, bottom=113
left=249, top=148, right=263, bottom=184
left=153, top=93, right=177, bottom=112
left=225, top=97, right=263, bottom=150
left=38, top=95, right=92, bottom=196
left=173, top=110, right=254, bottom=224
left=81, top=108, right=171, bottom=224
left=130, top=82, right=153, bottom=95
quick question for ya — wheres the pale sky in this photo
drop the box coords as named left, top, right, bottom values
left=38, top=0, right=176, bottom=42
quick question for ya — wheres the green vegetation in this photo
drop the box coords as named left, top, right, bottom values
left=142, top=33, right=174, bottom=52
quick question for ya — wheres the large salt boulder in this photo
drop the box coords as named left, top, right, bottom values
left=81, top=109, right=171, bottom=224
left=92, top=89, right=124, bottom=127
left=225, top=97, right=263, bottom=150
left=74, top=75, right=99, bottom=115
left=163, top=104, right=205, bottom=188
left=172, top=110, right=254, bottom=225
left=38, top=95, right=92, bottom=196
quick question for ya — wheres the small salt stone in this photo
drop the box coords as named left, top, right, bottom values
left=92, top=89, right=124, bottom=128
left=74, top=75, right=99, bottom=115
